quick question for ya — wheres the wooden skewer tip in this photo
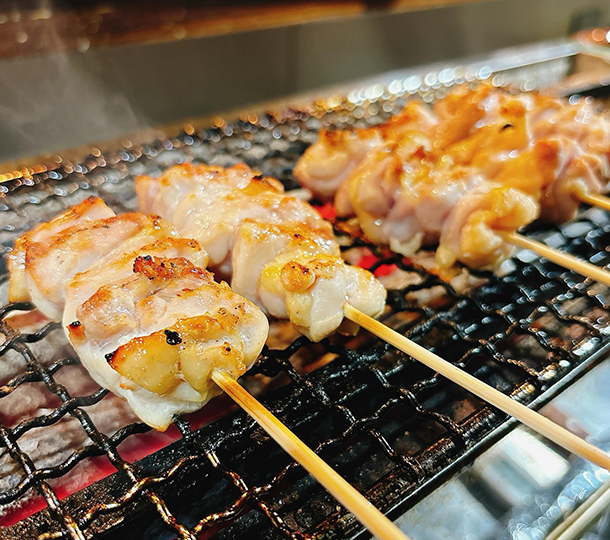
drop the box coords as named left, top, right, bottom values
left=578, top=192, right=610, bottom=212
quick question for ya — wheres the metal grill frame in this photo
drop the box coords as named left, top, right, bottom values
left=1, top=56, right=610, bottom=539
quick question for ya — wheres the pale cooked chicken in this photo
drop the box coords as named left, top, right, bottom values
left=437, top=184, right=539, bottom=269
left=65, top=236, right=209, bottom=321
left=137, top=163, right=324, bottom=276
left=293, top=128, right=384, bottom=201
left=296, top=85, right=610, bottom=205
left=7, top=197, right=115, bottom=305
left=529, top=98, right=610, bottom=221
left=136, top=163, right=387, bottom=341
left=345, top=150, right=485, bottom=256
left=232, top=220, right=385, bottom=341
left=294, top=100, right=437, bottom=202
left=438, top=94, right=532, bottom=172
left=529, top=94, right=610, bottom=150
left=65, top=253, right=267, bottom=430
left=346, top=136, right=558, bottom=269
left=9, top=199, right=177, bottom=321
left=445, top=91, right=610, bottom=222
left=540, top=136, right=609, bottom=222
left=8, top=202, right=269, bottom=430
left=429, top=83, right=495, bottom=151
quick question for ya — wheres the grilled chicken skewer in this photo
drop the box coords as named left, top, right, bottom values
left=294, top=84, right=610, bottom=273
left=8, top=197, right=268, bottom=430
left=136, top=163, right=386, bottom=342
left=6, top=197, right=410, bottom=540
left=138, top=162, right=610, bottom=472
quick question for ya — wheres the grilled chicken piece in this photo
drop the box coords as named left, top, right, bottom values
left=529, top=98, right=610, bottom=220
left=440, top=96, right=532, bottom=173
left=294, top=101, right=437, bottom=203
left=66, top=237, right=209, bottom=322
left=345, top=148, right=485, bottom=256
left=295, top=84, right=610, bottom=204
left=540, top=138, right=608, bottom=223
left=437, top=184, right=539, bottom=269
left=137, top=163, right=387, bottom=341
left=65, top=254, right=268, bottom=430
left=293, top=87, right=492, bottom=204
left=136, top=162, right=260, bottom=221
left=530, top=95, right=610, bottom=148
left=10, top=207, right=177, bottom=321
left=137, top=163, right=323, bottom=275
left=293, top=128, right=384, bottom=201
left=429, top=84, right=494, bottom=151
left=232, top=220, right=385, bottom=341
left=486, top=137, right=591, bottom=223
left=347, top=138, right=557, bottom=267
left=292, top=85, right=488, bottom=207
left=7, top=197, right=115, bottom=304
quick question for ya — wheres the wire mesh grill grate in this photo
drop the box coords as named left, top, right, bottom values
left=1, top=74, right=610, bottom=539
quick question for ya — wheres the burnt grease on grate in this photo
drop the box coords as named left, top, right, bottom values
left=1, top=85, right=610, bottom=540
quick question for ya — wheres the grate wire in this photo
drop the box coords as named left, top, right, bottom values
left=0, top=75, right=610, bottom=539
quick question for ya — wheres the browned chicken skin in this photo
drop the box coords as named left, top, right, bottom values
left=66, top=252, right=267, bottom=430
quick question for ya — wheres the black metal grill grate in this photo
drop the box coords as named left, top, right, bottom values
left=1, top=75, right=610, bottom=540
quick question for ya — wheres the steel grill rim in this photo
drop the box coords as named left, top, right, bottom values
left=1, top=70, right=610, bottom=539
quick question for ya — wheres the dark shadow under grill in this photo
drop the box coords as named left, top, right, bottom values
left=1, top=80, right=610, bottom=540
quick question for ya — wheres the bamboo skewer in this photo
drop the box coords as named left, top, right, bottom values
left=545, top=477, right=610, bottom=540
left=500, top=231, right=610, bottom=287
left=578, top=192, right=610, bottom=212
left=211, top=369, right=411, bottom=540
left=344, top=304, right=610, bottom=471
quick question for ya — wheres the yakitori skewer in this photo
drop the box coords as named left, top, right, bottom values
left=293, top=82, right=610, bottom=275
left=8, top=197, right=408, bottom=540
left=502, top=231, right=610, bottom=286
left=344, top=305, right=610, bottom=471
left=137, top=163, right=610, bottom=473
left=578, top=192, right=610, bottom=212
left=213, top=370, right=410, bottom=540
left=544, top=477, right=610, bottom=540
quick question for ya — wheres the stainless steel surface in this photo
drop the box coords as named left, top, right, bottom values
left=396, top=358, right=610, bottom=539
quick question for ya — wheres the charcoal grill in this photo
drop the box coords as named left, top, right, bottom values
left=2, top=61, right=610, bottom=540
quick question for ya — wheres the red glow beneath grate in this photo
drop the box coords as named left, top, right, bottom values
left=0, top=394, right=236, bottom=527
left=315, top=202, right=336, bottom=221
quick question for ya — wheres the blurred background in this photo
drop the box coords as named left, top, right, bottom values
left=0, top=0, right=609, bottom=163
